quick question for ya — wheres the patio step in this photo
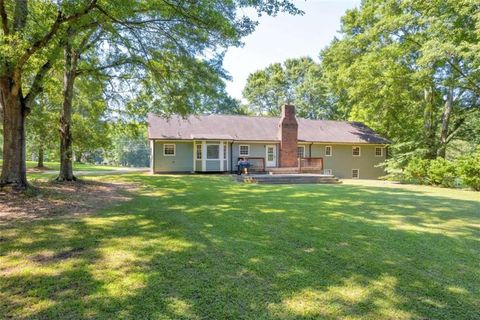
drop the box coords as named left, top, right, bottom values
left=236, top=174, right=341, bottom=184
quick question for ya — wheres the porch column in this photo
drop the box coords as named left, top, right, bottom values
left=202, top=140, right=206, bottom=171
left=150, top=140, right=155, bottom=173
left=226, top=142, right=229, bottom=171
left=219, top=141, right=224, bottom=171
left=192, top=140, right=196, bottom=172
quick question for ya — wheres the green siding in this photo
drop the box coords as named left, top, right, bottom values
left=231, top=142, right=276, bottom=169
left=153, top=141, right=193, bottom=172
left=206, top=160, right=221, bottom=171
left=152, top=140, right=386, bottom=178
left=311, top=144, right=386, bottom=179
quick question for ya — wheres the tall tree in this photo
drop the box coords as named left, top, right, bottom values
left=0, top=0, right=98, bottom=189
left=243, top=57, right=333, bottom=118
left=0, top=0, right=301, bottom=190
left=321, top=0, right=480, bottom=159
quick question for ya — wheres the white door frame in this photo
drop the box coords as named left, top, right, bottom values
left=266, top=144, right=277, bottom=167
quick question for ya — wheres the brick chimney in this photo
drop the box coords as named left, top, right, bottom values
left=278, top=104, right=298, bottom=167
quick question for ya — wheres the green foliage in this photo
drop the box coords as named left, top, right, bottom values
left=457, top=149, right=480, bottom=191
left=321, top=0, right=480, bottom=159
left=243, top=57, right=333, bottom=118
left=427, top=158, right=457, bottom=187
left=403, top=157, right=431, bottom=185
left=402, top=150, right=480, bottom=190
left=106, top=124, right=150, bottom=167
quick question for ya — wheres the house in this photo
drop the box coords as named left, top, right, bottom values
left=147, top=105, right=390, bottom=179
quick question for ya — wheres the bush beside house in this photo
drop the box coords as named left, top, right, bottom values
left=402, top=149, right=480, bottom=190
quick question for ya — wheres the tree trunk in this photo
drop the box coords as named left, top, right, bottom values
left=37, top=147, right=44, bottom=168
left=0, top=77, right=28, bottom=190
left=437, top=88, right=454, bottom=159
left=56, top=36, right=78, bottom=182
left=423, top=87, right=438, bottom=159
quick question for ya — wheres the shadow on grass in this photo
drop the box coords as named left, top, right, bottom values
left=1, top=174, right=479, bottom=319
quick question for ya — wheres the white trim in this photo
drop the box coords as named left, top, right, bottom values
left=226, top=143, right=230, bottom=171
left=206, top=143, right=220, bottom=160
left=352, top=169, right=360, bottom=179
left=192, top=140, right=196, bottom=172
left=150, top=140, right=155, bottom=173
left=239, top=144, right=250, bottom=156
left=219, top=141, right=224, bottom=171
left=163, top=143, right=175, bottom=156
left=375, top=147, right=384, bottom=157
left=324, top=169, right=332, bottom=175
left=297, top=145, right=305, bottom=158
left=265, top=144, right=277, bottom=167
left=201, top=141, right=206, bottom=171
left=149, top=139, right=389, bottom=147
left=311, top=142, right=389, bottom=146
left=352, top=146, right=361, bottom=157
left=325, top=145, right=332, bottom=157
left=195, top=143, right=202, bottom=160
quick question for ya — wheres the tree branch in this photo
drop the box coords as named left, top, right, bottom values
left=0, top=0, right=9, bottom=34
left=13, top=0, right=27, bottom=31
left=23, top=60, right=53, bottom=111
left=76, top=58, right=133, bottom=76
left=17, top=0, right=98, bottom=69
left=446, top=60, right=480, bottom=96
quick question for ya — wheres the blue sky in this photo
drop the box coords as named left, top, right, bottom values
left=223, top=0, right=360, bottom=100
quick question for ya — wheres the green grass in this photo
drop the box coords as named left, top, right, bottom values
left=1, top=174, right=479, bottom=319
left=0, top=160, right=129, bottom=171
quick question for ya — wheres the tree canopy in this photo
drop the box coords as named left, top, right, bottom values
left=243, top=57, right=334, bottom=118
left=320, top=0, right=480, bottom=161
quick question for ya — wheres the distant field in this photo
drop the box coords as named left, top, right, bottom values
left=0, top=160, right=132, bottom=172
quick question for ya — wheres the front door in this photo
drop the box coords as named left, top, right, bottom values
left=266, top=145, right=276, bottom=167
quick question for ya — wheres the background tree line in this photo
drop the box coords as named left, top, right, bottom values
left=241, top=0, right=479, bottom=178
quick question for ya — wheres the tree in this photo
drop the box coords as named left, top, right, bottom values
left=26, top=95, right=60, bottom=168
left=321, top=0, right=480, bottom=160
left=0, top=0, right=98, bottom=189
left=0, top=0, right=301, bottom=190
left=243, top=57, right=333, bottom=118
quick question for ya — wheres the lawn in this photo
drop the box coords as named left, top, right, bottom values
left=0, top=160, right=131, bottom=172
left=1, top=174, right=479, bottom=319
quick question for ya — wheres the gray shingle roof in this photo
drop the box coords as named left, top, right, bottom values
left=147, top=114, right=390, bottom=144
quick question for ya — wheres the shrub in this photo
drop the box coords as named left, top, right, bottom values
left=457, top=150, right=480, bottom=191
left=427, top=157, right=457, bottom=187
left=403, top=157, right=430, bottom=184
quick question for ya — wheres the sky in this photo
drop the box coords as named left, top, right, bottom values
left=223, top=0, right=361, bottom=100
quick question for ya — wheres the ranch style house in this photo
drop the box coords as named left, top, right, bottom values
left=147, top=105, right=390, bottom=179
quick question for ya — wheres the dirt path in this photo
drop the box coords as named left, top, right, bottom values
left=0, top=180, right=135, bottom=225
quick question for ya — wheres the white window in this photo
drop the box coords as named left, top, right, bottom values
left=163, top=144, right=175, bottom=156
left=223, top=143, right=227, bottom=159
left=325, top=146, right=332, bottom=156
left=239, top=145, right=249, bottom=156
left=352, top=146, right=361, bottom=157
left=206, top=144, right=219, bottom=159
left=297, top=146, right=305, bottom=158
left=352, top=169, right=360, bottom=179
left=196, top=144, right=202, bottom=160
left=324, top=169, right=332, bottom=175
left=375, top=147, right=383, bottom=157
